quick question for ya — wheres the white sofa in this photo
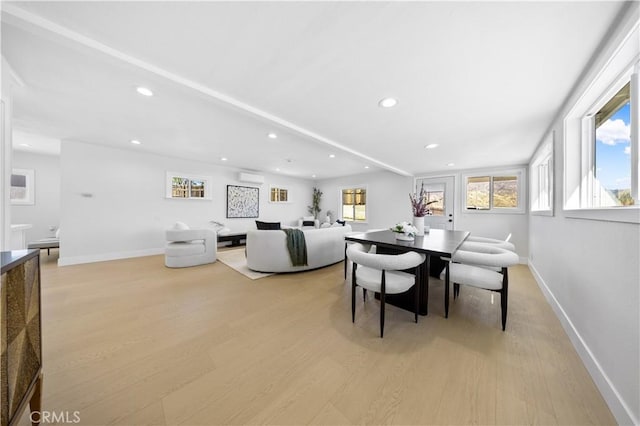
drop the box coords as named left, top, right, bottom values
left=246, top=225, right=352, bottom=273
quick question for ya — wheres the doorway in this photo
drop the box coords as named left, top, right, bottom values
left=414, top=176, right=455, bottom=230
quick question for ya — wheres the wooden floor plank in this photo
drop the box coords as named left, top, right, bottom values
left=14, top=254, right=615, bottom=425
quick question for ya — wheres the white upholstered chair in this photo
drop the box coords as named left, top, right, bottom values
left=297, top=216, right=320, bottom=229
left=465, top=233, right=515, bottom=252
left=165, top=223, right=217, bottom=268
left=347, top=243, right=426, bottom=338
left=440, top=242, right=519, bottom=330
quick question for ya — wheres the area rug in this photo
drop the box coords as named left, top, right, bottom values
left=217, top=248, right=274, bottom=280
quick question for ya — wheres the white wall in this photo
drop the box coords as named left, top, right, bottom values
left=11, top=150, right=60, bottom=241
left=316, top=170, right=413, bottom=233
left=414, top=168, right=529, bottom=260
left=59, top=140, right=314, bottom=265
left=529, top=6, right=639, bottom=424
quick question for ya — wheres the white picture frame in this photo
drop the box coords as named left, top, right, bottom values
left=10, top=169, right=35, bottom=205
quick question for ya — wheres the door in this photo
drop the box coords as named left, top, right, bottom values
left=414, top=176, right=455, bottom=230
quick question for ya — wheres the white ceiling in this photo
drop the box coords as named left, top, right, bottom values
left=1, top=1, right=628, bottom=179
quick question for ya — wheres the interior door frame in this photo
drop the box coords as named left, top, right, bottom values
left=413, top=174, right=456, bottom=230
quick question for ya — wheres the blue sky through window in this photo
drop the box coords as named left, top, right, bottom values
left=595, top=102, right=631, bottom=190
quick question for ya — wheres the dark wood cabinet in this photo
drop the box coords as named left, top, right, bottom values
left=1, top=250, right=42, bottom=426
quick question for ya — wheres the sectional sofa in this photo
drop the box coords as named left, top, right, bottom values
left=246, top=225, right=353, bottom=273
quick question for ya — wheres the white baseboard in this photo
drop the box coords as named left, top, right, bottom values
left=528, top=260, right=637, bottom=426
left=58, top=247, right=164, bottom=266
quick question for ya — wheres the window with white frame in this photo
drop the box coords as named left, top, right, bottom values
left=463, top=169, right=525, bottom=213
left=563, top=19, right=638, bottom=223
left=269, top=186, right=289, bottom=203
left=530, top=132, right=554, bottom=214
left=341, top=187, right=367, bottom=222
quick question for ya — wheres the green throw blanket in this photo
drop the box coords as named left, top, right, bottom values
left=282, top=229, right=308, bottom=267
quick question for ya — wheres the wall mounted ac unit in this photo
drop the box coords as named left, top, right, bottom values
left=238, top=172, right=264, bottom=185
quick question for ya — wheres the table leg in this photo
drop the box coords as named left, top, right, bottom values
left=418, top=256, right=430, bottom=316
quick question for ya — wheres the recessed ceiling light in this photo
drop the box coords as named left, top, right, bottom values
left=276, top=168, right=280, bottom=171
left=130, top=139, right=141, bottom=145
left=378, top=97, right=398, bottom=108
left=328, top=154, right=336, bottom=158
left=364, top=165, right=370, bottom=169
left=425, top=143, right=439, bottom=149
left=311, top=174, right=316, bottom=178
left=136, top=87, right=153, bottom=97
left=220, top=157, right=228, bottom=161
left=19, top=143, right=31, bottom=148
left=267, top=132, right=277, bottom=139
left=447, top=162, right=455, bottom=167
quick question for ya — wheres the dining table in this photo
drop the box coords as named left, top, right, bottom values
left=344, top=228, right=470, bottom=316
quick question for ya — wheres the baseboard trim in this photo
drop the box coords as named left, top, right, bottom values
left=58, top=248, right=164, bottom=266
left=528, top=260, right=637, bottom=426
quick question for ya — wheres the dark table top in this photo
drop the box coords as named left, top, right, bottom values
left=345, top=229, right=470, bottom=257
left=1, top=249, right=39, bottom=274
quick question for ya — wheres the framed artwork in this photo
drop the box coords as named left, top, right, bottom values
left=166, top=172, right=212, bottom=200
left=227, top=185, right=259, bottom=218
left=10, top=169, right=35, bottom=205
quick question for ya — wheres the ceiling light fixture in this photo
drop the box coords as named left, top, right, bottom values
left=19, top=143, right=32, bottom=148
left=329, top=154, right=336, bottom=158
left=364, top=165, right=370, bottom=169
left=447, top=162, right=455, bottom=167
left=276, top=168, right=280, bottom=171
left=311, top=174, right=316, bottom=178
left=378, top=97, right=398, bottom=108
left=130, top=139, right=141, bottom=145
left=425, top=143, right=439, bottom=149
left=136, top=87, right=153, bottom=97
left=220, top=157, right=228, bottom=161
left=267, top=132, right=277, bottom=139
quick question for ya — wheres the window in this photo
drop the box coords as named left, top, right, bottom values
left=563, top=19, right=638, bottom=223
left=269, top=186, right=289, bottom=203
left=165, top=172, right=212, bottom=200
left=530, top=132, right=554, bottom=214
left=341, top=187, right=367, bottom=222
left=424, top=187, right=444, bottom=216
left=594, top=83, right=633, bottom=206
left=463, top=169, right=524, bottom=213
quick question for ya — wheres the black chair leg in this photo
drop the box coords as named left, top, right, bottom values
left=413, top=267, right=420, bottom=323
left=351, top=265, right=357, bottom=323
left=380, top=271, right=386, bottom=338
left=344, top=243, right=347, bottom=279
left=363, top=288, right=367, bottom=302
left=444, top=262, right=450, bottom=318
left=454, top=283, right=460, bottom=299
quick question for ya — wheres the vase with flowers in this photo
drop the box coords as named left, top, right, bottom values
left=410, top=183, right=437, bottom=235
left=390, top=221, right=419, bottom=241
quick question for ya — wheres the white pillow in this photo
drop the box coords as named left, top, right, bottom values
left=173, top=221, right=190, bottom=230
left=303, top=216, right=314, bottom=221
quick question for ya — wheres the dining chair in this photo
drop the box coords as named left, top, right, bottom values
left=440, top=242, right=519, bottom=330
left=465, top=233, right=515, bottom=252
left=347, top=243, right=426, bottom=338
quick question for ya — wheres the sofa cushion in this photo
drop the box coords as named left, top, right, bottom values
left=256, top=220, right=281, bottom=230
left=173, top=221, right=190, bottom=230
left=303, top=216, right=314, bottom=221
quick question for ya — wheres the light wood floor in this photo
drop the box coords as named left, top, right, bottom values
left=17, top=250, right=615, bottom=425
